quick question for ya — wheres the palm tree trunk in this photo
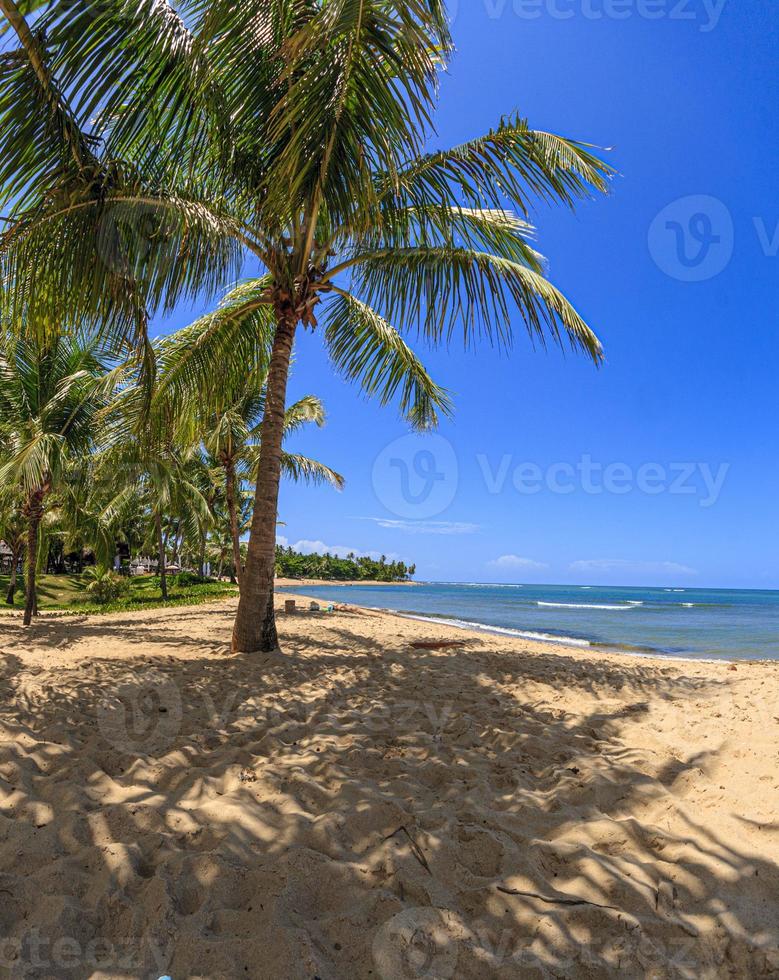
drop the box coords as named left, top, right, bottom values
left=155, top=511, right=168, bottom=600
left=5, top=545, right=20, bottom=605
left=173, top=528, right=183, bottom=566
left=224, top=460, right=242, bottom=587
left=199, top=536, right=206, bottom=579
left=232, top=315, right=296, bottom=652
left=23, top=493, right=44, bottom=626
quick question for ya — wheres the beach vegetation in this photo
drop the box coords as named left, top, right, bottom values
left=0, top=330, right=340, bottom=618
left=276, top=545, right=416, bottom=583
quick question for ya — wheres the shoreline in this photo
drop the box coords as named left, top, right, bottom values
left=281, top=589, right=753, bottom=666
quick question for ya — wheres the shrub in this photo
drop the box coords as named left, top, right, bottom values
left=83, top=567, right=131, bottom=604
left=171, top=571, right=210, bottom=587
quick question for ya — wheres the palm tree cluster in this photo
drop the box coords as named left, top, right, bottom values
left=0, top=0, right=612, bottom=650
left=0, top=328, right=341, bottom=623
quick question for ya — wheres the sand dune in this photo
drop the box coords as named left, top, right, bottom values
left=0, top=597, right=777, bottom=978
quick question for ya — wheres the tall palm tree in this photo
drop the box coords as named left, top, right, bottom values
left=156, top=318, right=343, bottom=587
left=211, top=394, right=344, bottom=588
left=102, top=325, right=341, bottom=593
left=0, top=0, right=613, bottom=650
left=0, top=333, right=107, bottom=623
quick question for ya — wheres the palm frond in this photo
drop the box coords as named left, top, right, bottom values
left=280, top=451, right=344, bottom=490
left=345, top=245, right=602, bottom=361
left=153, top=278, right=275, bottom=415
left=334, top=203, right=545, bottom=271
left=324, top=291, right=452, bottom=429
left=262, top=0, right=450, bottom=226
left=283, top=395, right=326, bottom=436
left=1, top=189, right=248, bottom=342
left=379, top=115, right=614, bottom=217
left=0, top=0, right=100, bottom=211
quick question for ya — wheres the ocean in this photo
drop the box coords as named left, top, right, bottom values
left=278, top=582, right=779, bottom=661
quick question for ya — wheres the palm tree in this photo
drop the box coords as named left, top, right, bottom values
left=0, top=491, right=25, bottom=604
left=102, top=327, right=341, bottom=595
left=101, top=405, right=212, bottom=601
left=52, top=452, right=134, bottom=569
left=0, top=333, right=107, bottom=623
left=221, top=394, right=344, bottom=587
left=156, top=321, right=343, bottom=588
left=0, top=1, right=613, bottom=650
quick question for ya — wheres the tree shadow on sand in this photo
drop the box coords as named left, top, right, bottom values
left=0, top=605, right=777, bottom=978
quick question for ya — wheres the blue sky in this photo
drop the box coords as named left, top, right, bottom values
left=158, top=2, right=779, bottom=589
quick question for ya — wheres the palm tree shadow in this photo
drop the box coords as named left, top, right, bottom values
left=0, top=608, right=777, bottom=978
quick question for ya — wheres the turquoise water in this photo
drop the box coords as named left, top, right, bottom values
left=278, top=582, right=779, bottom=661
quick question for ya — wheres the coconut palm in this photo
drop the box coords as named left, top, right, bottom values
left=0, top=491, right=25, bottom=604
left=0, top=0, right=613, bottom=650
left=206, top=393, right=344, bottom=588
left=101, top=397, right=212, bottom=601
left=156, top=319, right=343, bottom=587
left=0, top=333, right=108, bottom=623
left=51, top=453, right=132, bottom=569
left=102, top=328, right=341, bottom=594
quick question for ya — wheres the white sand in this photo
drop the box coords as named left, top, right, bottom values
left=0, top=596, right=777, bottom=978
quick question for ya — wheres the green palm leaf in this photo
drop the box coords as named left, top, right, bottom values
left=324, top=292, right=452, bottom=428
left=279, top=451, right=344, bottom=490
left=382, top=115, right=614, bottom=216
left=343, top=245, right=602, bottom=361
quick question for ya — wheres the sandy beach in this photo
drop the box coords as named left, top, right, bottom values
left=1, top=594, right=778, bottom=978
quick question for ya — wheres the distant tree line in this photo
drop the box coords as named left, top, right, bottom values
left=275, top=546, right=416, bottom=582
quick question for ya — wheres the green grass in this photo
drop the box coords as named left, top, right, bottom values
left=0, top=573, right=238, bottom=615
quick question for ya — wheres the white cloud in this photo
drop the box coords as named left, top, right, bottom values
left=277, top=536, right=397, bottom=561
left=357, top=517, right=480, bottom=535
left=569, top=559, right=698, bottom=577
left=488, top=555, right=549, bottom=571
